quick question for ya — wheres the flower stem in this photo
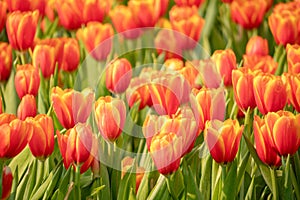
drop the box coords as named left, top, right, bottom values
left=289, top=164, right=300, bottom=200
left=75, top=165, right=81, bottom=200
left=270, top=168, right=278, bottom=200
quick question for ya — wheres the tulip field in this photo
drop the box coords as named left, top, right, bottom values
left=1, top=0, right=300, bottom=199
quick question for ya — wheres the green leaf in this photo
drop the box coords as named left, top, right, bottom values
left=221, top=161, right=237, bottom=199
left=9, top=147, right=33, bottom=181
left=4, top=69, right=18, bottom=114
left=24, top=159, right=38, bottom=199
left=237, top=151, right=250, bottom=192
left=43, top=164, right=63, bottom=200
left=117, top=166, right=136, bottom=200
left=58, top=166, right=72, bottom=196
left=245, top=175, right=255, bottom=200
left=99, top=164, right=111, bottom=200
left=90, top=185, right=106, bottom=197
left=199, top=156, right=212, bottom=200
left=243, top=134, right=273, bottom=193
left=182, top=159, right=202, bottom=200
left=30, top=171, right=53, bottom=200
left=147, top=174, right=168, bottom=200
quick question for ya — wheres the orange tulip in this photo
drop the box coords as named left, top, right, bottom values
left=0, top=42, right=12, bottom=81
left=76, top=22, right=113, bottom=61
left=128, top=0, right=161, bottom=27
left=174, top=0, right=204, bottom=7
left=6, top=0, right=46, bottom=15
left=232, top=68, right=257, bottom=111
left=121, top=156, right=145, bottom=193
left=106, top=58, right=132, bottom=94
left=32, top=44, right=56, bottom=78
left=230, top=0, right=267, bottom=29
left=149, top=71, right=189, bottom=115
left=253, top=73, right=287, bottom=115
left=268, top=7, right=299, bottom=45
left=253, top=115, right=281, bottom=166
left=204, top=119, right=243, bottom=164
left=26, top=114, right=54, bottom=160
left=60, top=38, right=80, bottom=72
left=55, top=0, right=82, bottom=30
left=169, top=5, right=205, bottom=49
left=0, top=118, right=31, bottom=158
left=211, top=49, right=237, bottom=86
left=0, top=113, right=16, bottom=125
left=243, top=55, right=277, bottom=74
left=0, top=1, right=7, bottom=33
left=14, top=64, right=40, bottom=99
left=110, top=5, right=141, bottom=39
left=57, top=123, right=95, bottom=173
left=17, top=94, right=36, bottom=120
left=51, top=87, right=95, bottom=129
left=1, top=166, right=13, bottom=200
left=190, top=87, right=226, bottom=134
left=284, top=73, right=300, bottom=112
left=286, top=44, right=300, bottom=74
left=150, top=131, right=182, bottom=174
left=94, top=96, right=126, bottom=141
left=246, top=36, right=269, bottom=56
left=80, top=0, right=110, bottom=24
left=197, top=59, right=222, bottom=89
left=6, top=10, right=39, bottom=50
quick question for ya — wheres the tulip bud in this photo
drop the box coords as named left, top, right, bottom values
left=1, top=166, right=13, bottom=200
left=51, top=87, right=95, bottom=129
left=253, top=115, right=281, bottom=166
left=6, top=0, right=46, bottom=15
left=174, top=0, right=205, bottom=7
left=246, top=36, right=269, bottom=56
left=286, top=44, right=300, bottom=74
left=6, top=10, right=39, bottom=50
left=57, top=123, right=94, bottom=173
left=27, top=114, right=54, bottom=160
left=14, top=64, right=40, bottom=99
left=106, top=58, right=132, bottom=94
left=17, top=94, right=37, bottom=120
left=60, top=38, right=80, bottom=72
left=94, top=96, right=126, bottom=141
left=284, top=73, right=300, bottom=112
left=230, top=0, right=267, bottom=29
left=0, top=118, right=31, bottom=158
left=232, top=68, right=257, bottom=111
left=0, top=1, right=7, bottom=33
left=76, top=22, right=113, bottom=61
left=169, top=5, right=205, bottom=49
left=0, top=42, right=12, bottom=81
left=0, top=113, right=17, bottom=125
left=81, top=0, right=110, bottom=24
left=243, top=55, right=277, bottom=74
left=253, top=73, right=287, bottom=114
left=211, top=49, right=237, bottom=86
left=55, top=0, right=82, bottom=30
left=204, top=119, right=243, bottom=164
left=32, top=44, right=56, bottom=78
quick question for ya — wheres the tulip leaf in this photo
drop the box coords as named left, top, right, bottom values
left=182, top=159, right=202, bottom=200
left=57, top=166, right=72, bottom=196
left=147, top=174, right=168, bottom=200
left=15, top=165, right=30, bottom=200
left=221, top=160, right=237, bottom=199
left=43, top=164, right=63, bottom=200
left=30, top=172, right=53, bottom=200
left=9, top=147, right=33, bottom=179
left=200, top=156, right=212, bottom=200
left=8, top=166, right=18, bottom=200
left=24, top=159, right=38, bottom=199
left=4, top=69, right=19, bottom=114
left=280, top=155, right=293, bottom=200
left=117, top=166, right=136, bottom=200
left=243, top=134, right=273, bottom=193
left=99, top=164, right=111, bottom=200
left=110, top=168, right=121, bottom=200
left=136, top=172, right=151, bottom=200
left=245, top=175, right=255, bottom=200
left=237, top=151, right=250, bottom=192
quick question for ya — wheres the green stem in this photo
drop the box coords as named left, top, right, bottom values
left=289, top=164, right=300, bottom=199
left=270, top=168, right=278, bottom=200
left=166, top=175, right=178, bottom=200
left=75, top=165, right=81, bottom=200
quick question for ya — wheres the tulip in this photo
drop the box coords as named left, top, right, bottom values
left=190, top=87, right=226, bottom=135
left=253, top=73, right=287, bottom=114
left=253, top=115, right=281, bottom=166
left=230, top=0, right=267, bottom=29
left=0, top=1, right=7, bottom=33
left=94, top=96, right=126, bottom=141
left=243, top=55, right=277, bottom=74
left=286, top=44, right=300, bottom=74
left=169, top=5, right=205, bottom=49
left=149, top=71, right=190, bottom=115
left=81, top=0, right=111, bottom=24
left=126, top=77, right=152, bottom=110
left=27, top=114, right=54, bottom=160
left=57, top=123, right=95, bottom=173
left=60, top=38, right=80, bottom=72
left=0, top=113, right=16, bottom=125
left=1, top=166, right=13, bottom=200
left=246, top=36, right=269, bottom=56
left=211, top=49, right=237, bottom=86
left=17, top=95, right=36, bottom=120
left=221, top=0, right=233, bottom=3
left=150, top=131, right=182, bottom=174
left=121, top=156, right=145, bottom=193
left=32, top=44, right=56, bottom=78
left=6, top=0, right=46, bottom=15
left=204, top=119, right=244, bottom=164
left=51, top=87, right=95, bottom=129
left=14, top=64, right=40, bottom=99
left=0, top=118, right=31, bottom=158
left=36, top=38, right=64, bottom=70
left=110, top=5, right=141, bottom=39
left=128, top=0, right=161, bottom=27
left=174, top=0, right=205, bottom=7
left=76, top=22, right=113, bottom=61
left=268, top=9, right=298, bottom=45
left=197, top=59, right=222, bottom=89
left=0, top=42, right=12, bottom=81
left=55, top=0, right=82, bottom=30
left=6, top=10, right=39, bottom=50
left=106, top=58, right=132, bottom=94
left=284, top=73, right=300, bottom=112
left=232, top=68, right=257, bottom=111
